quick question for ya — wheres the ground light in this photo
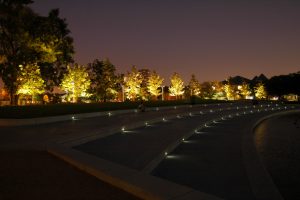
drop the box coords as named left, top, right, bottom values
left=107, top=112, right=112, bottom=117
left=194, top=129, right=205, bottom=134
left=166, top=155, right=180, bottom=159
left=71, top=116, right=78, bottom=120
left=204, top=123, right=212, bottom=128
left=121, top=126, right=126, bottom=132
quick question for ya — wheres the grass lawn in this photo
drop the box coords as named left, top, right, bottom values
left=0, top=99, right=226, bottom=119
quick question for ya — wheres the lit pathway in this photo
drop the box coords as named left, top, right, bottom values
left=1, top=102, right=298, bottom=200
left=74, top=104, right=259, bottom=170
left=151, top=105, right=295, bottom=200
left=73, top=103, right=298, bottom=200
left=0, top=103, right=238, bottom=149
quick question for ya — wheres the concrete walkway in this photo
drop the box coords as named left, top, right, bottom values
left=1, top=102, right=298, bottom=200
left=152, top=111, right=283, bottom=200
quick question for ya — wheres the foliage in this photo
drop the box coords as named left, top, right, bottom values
left=188, top=74, right=201, bottom=96
left=239, top=82, right=252, bottom=99
left=224, top=83, right=235, bottom=100
left=147, top=70, right=164, bottom=98
left=16, top=64, right=45, bottom=99
left=60, top=64, right=91, bottom=103
left=124, top=66, right=142, bottom=101
left=267, top=72, right=300, bottom=96
left=200, top=81, right=214, bottom=99
left=169, top=72, right=184, bottom=99
left=211, top=81, right=225, bottom=100
left=255, top=82, right=267, bottom=99
left=200, top=81, right=224, bottom=99
left=138, top=68, right=151, bottom=100
left=0, top=0, right=74, bottom=104
left=36, top=9, right=74, bottom=91
left=88, top=58, right=119, bottom=102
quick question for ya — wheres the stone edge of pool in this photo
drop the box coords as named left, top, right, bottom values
left=243, top=109, right=300, bottom=200
left=47, top=143, right=223, bottom=200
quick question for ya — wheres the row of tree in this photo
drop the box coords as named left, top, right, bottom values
left=10, top=59, right=270, bottom=103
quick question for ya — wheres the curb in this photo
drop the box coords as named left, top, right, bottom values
left=0, top=104, right=210, bottom=127
left=47, top=144, right=223, bottom=200
left=242, top=109, right=300, bottom=200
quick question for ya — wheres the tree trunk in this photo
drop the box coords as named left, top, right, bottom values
left=9, top=89, right=17, bottom=105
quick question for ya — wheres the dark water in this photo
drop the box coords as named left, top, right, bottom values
left=255, top=112, right=300, bottom=200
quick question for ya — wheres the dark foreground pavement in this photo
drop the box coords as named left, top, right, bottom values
left=255, top=112, right=300, bottom=200
left=0, top=150, right=139, bottom=200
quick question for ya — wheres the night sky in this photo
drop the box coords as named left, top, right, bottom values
left=30, top=0, right=300, bottom=83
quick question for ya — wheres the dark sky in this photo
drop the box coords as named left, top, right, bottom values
left=30, top=0, right=300, bottom=83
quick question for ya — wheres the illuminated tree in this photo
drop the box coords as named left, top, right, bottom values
left=188, top=74, right=201, bottom=96
left=147, top=71, right=164, bottom=98
left=124, top=66, right=142, bottom=101
left=139, top=68, right=151, bottom=100
left=60, top=64, right=91, bottom=103
left=255, top=82, right=267, bottom=99
left=212, top=81, right=226, bottom=100
left=240, top=82, right=252, bottom=99
left=89, top=58, right=119, bottom=102
left=16, top=64, right=45, bottom=102
left=224, top=83, right=235, bottom=100
left=169, top=73, right=184, bottom=99
left=200, top=81, right=214, bottom=99
left=0, top=1, right=74, bottom=105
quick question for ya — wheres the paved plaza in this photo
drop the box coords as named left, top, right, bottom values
left=0, top=102, right=299, bottom=200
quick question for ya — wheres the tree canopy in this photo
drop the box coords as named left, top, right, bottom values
left=16, top=64, right=45, bottom=98
left=124, top=66, right=142, bottom=101
left=0, top=0, right=74, bottom=104
left=60, top=64, right=91, bottom=103
left=89, top=58, right=119, bottom=102
left=169, top=73, right=184, bottom=99
left=147, top=70, right=164, bottom=98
